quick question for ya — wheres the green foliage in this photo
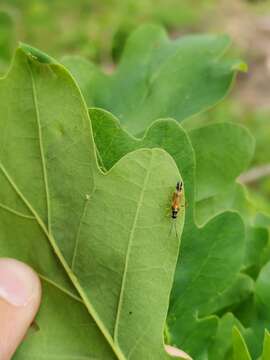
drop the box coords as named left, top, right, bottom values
left=188, top=122, right=254, bottom=203
left=0, top=0, right=216, bottom=61
left=261, top=331, right=270, bottom=360
left=233, top=327, right=252, bottom=360
left=184, top=101, right=270, bottom=218
left=89, top=108, right=248, bottom=358
left=208, top=313, right=242, bottom=359
left=93, top=108, right=263, bottom=359
left=0, top=45, right=184, bottom=359
left=63, top=24, right=246, bottom=135
left=0, top=25, right=269, bottom=359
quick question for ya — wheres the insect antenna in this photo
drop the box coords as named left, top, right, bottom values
left=169, top=219, right=179, bottom=238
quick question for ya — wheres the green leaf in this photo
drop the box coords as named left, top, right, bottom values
left=232, top=327, right=252, bottom=360
left=231, top=261, right=270, bottom=359
left=90, top=108, right=246, bottom=357
left=255, top=213, right=270, bottom=228
left=255, top=261, right=270, bottom=319
left=169, top=313, right=218, bottom=360
left=244, top=227, right=268, bottom=274
left=233, top=297, right=264, bottom=359
left=168, top=211, right=245, bottom=357
left=188, top=122, right=255, bottom=203
left=0, top=46, right=184, bottom=359
left=208, top=313, right=242, bottom=360
left=63, top=24, right=245, bottom=134
left=195, top=182, right=269, bottom=279
left=199, top=274, right=254, bottom=317
left=191, top=131, right=266, bottom=273
left=195, top=183, right=256, bottom=227
left=261, top=331, right=270, bottom=360
left=91, top=107, right=195, bottom=226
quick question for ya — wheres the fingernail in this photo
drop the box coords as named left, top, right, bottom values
left=0, top=258, right=39, bottom=307
left=165, top=345, right=192, bottom=359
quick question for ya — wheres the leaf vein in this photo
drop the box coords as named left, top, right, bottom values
left=39, top=274, right=83, bottom=303
left=0, top=201, right=35, bottom=219
left=113, top=152, right=153, bottom=343
left=27, top=60, right=51, bottom=232
left=71, top=195, right=91, bottom=270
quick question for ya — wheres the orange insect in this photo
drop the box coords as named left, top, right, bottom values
left=169, top=181, right=184, bottom=237
left=171, top=181, right=183, bottom=219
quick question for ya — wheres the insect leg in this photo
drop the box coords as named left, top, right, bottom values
left=174, top=221, right=179, bottom=239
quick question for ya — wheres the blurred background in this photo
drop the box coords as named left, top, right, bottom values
left=0, top=0, right=269, bottom=213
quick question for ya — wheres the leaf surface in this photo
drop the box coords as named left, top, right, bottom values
left=208, top=313, right=240, bottom=360
left=188, top=122, right=255, bottom=203
left=199, top=274, right=254, bottom=317
left=15, top=281, right=116, bottom=360
left=232, top=327, right=252, bottom=360
left=261, top=331, right=270, bottom=360
left=0, top=46, right=184, bottom=359
left=230, top=260, right=270, bottom=359
left=63, top=24, right=245, bottom=134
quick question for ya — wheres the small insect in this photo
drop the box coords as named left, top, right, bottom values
left=171, top=181, right=183, bottom=219
left=170, top=181, right=184, bottom=237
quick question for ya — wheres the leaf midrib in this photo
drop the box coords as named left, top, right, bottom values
left=28, top=59, right=51, bottom=232
left=113, top=153, right=153, bottom=345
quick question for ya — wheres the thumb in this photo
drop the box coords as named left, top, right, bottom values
left=0, top=258, right=41, bottom=360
